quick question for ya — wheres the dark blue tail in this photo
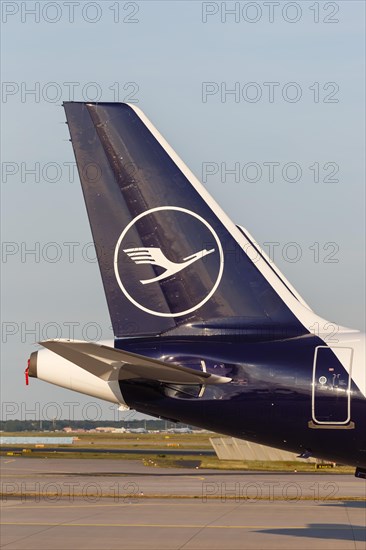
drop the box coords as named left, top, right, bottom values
left=64, top=102, right=306, bottom=338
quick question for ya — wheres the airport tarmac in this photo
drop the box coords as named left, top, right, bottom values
left=0, top=446, right=214, bottom=456
left=1, top=458, right=365, bottom=549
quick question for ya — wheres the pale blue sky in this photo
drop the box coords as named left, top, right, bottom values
left=1, top=1, right=365, bottom=419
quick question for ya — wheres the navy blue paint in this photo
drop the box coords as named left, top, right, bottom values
left=117, top=335, right=366, bottom=468
left=64, top=102, right=305, bottom=338
left=63, top=102, right=366, bottom=470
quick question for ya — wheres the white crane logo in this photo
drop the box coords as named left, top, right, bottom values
left=123, top=247, right=215, bottom=285
left=114, top=206, right=224, bottom=318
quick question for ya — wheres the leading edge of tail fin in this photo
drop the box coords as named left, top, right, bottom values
left=63, top=102, right=315, bottom=338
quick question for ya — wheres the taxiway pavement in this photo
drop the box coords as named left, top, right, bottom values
left=1, top=458, right=365, bottom=549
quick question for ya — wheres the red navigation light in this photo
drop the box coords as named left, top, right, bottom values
left=25, top=359, right=30, bottom=385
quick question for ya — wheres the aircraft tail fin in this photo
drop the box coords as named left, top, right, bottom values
left=64, top=102, right=310, bottom=338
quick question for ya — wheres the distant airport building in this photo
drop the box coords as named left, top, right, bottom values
left=210, top=437, right=317, bottom=462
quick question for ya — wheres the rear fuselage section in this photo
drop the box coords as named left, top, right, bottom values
left=117, top=332, right=366, bottom=467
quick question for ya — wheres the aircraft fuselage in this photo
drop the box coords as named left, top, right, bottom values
left=118, top=332, right=366, bottom=468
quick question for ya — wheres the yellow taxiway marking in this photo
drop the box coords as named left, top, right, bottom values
left=1, top=522, right=362, bottom=530
left=0, top=474, right=206, bottom=479
left=1, top=502, right=322, bottom=510
left=0, top=521, right=328, bottom=530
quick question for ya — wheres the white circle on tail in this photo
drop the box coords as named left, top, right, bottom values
left=114, top=206, right=224, bottom=317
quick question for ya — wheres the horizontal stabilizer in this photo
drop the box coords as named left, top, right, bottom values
left=39, top=340, right=232, bottom=385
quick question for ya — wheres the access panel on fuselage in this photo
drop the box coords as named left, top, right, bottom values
left=312, top=346, right=353, bottom=425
